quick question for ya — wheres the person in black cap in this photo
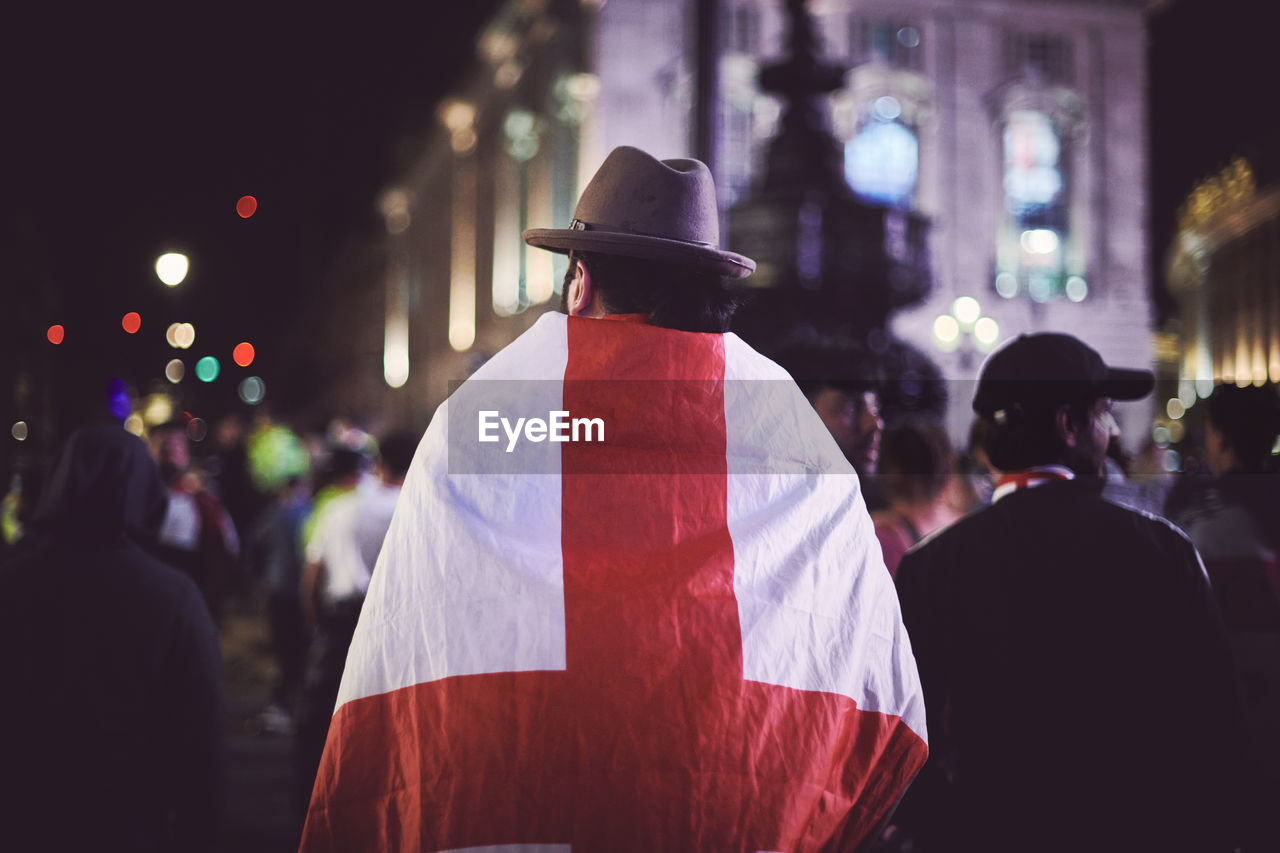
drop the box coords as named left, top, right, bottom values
left=891, top=333, right=1247, bottom=852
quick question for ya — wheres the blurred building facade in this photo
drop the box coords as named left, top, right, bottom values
left=355, top=0, right=1158, bottom=445
left=1162, top=157, right=1280, bottom=447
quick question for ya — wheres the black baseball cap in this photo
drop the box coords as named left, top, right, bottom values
left=972, top=333, right=1154, bottom=417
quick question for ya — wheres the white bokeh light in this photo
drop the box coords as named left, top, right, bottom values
left=155, top=253, right=189, bottom=286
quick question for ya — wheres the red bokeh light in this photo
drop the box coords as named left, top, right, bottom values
left=236, top=195, right=258, bottom=218
left=233, top=341, right=255, bottom=367
left=122, top=312, right=142, bottom=334
left=47, top=324, right=65, bottom=345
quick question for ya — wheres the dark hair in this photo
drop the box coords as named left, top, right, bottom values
left=560, top=251, right=740, bottom=333
left=377, top=430, right=419, bottom=480
left=982, top=398, right=1093, bottom=472
left=880, top=418, right=954, bottom=506
left=1206, top=383, right=1280, bottom=471
left=323, top=447, right=365, bottom=481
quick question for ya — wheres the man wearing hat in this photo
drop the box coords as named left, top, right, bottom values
left=299, top=147, right=928, bottom=852
left=893, top=334, right=1245, bottom=852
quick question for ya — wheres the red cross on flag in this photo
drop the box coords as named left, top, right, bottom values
left=301, top=313, right=927, bottom=852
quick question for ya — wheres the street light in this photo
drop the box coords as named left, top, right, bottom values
left=155, top=252, right=189, bottom=286
left=933, top=296, right=1001, bottom=368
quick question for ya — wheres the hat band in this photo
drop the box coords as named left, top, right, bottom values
left=569, top=218, right=718, bottom=250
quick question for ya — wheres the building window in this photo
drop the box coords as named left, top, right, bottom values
left=997, top=109, right=1070, bottom=301
left=849, top=19, right=922, bottom=71
left=844, top=95, right=918, bottom=208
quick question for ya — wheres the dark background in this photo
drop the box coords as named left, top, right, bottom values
left=2, top=0, right=1276, bottom=445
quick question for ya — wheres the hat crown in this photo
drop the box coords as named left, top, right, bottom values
left=522, top=145, right=755, bottom=278
left=972, top=332, right=1153, bottom=415
left=573, top=147, right=720, bottom=247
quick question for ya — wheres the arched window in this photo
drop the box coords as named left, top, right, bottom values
left=997, top=109, right=1071, bottom=301
left=844, top=95, right=918, bottom=208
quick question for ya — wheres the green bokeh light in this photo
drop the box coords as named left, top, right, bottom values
left=195, top=356, right=220, bottom=382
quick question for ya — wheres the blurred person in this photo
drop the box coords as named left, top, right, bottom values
left=299, top=445, right=365, bottom=552
left=894, top=333, right=1245, bottom=852
left=1101, top=435, right=1171, bottom=516
left=293, top=432, right=414, bottom=826
left=1165, top=382, right=1280, bottom=849
left=956, top=416, right=998, bottom=508
left=871, top=418, right=963, bottom=577
left=246, top=473, right=313, bottom=734
left=201, top=412, right=263, bottom=548
left=777, top=340, right=888, bottom=511
left=299, top=146, right=925, bottom=852
left=149, top=418, right=239, bottom=626
left=0, top=424, right=225, bottom=851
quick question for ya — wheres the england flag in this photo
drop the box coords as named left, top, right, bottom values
left=300, top=312, right=927, bottom=852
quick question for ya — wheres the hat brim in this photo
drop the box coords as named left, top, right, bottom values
left=524, top=227, right=756, bottom=279
left=1100, top=367, right=1155, bottom=401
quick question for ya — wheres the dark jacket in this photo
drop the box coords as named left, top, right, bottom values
left=894, top=478, right=1245, bottom=852
left=0, top=425, right=226, bottom=852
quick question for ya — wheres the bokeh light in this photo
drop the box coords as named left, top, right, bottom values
left=11, top=421, right=28, bottom=441
left=233, top=342, right=255, bottom=367
left=187, top=418, right=208, bottom=442
left=236, top=195, right=258, bottom=218
left=974, top=317, right=1001, bottom=349
left=1065, top=275, right=1088, bottom=302
left=1166, top=398, right=1186, bottom=420
left=143, top=393, right=174, bottom=426
left=995, top=272, right=1018, bottom=299
left=238, top=376, right=266, bottom=405
left=106, top=378, right=131, bottom=421
left=155, top=252, right=189, bottom=286
left=952, top=296, right=981, bottom=327
left=165, top=359, right=185, bottom=383
left=195, top=356, right=220, bottom=382
left=247, top=423, right=310, bottom=492
left=124, top=414, right=145, bottom=437
left=167, top=323, right=196, bottom=350
left=47, top=324, right=65, bottom=345
left=122, top=312, right=142, bottom=334
left=932, top=314, right=960, bottom=348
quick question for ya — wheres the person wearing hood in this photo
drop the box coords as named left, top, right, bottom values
left=0, top=424, right=226, bottom=852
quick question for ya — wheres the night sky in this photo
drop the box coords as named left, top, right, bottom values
left=3, top=0, right=1276, bottom=452
left=4, top=3, right=501, bottom=434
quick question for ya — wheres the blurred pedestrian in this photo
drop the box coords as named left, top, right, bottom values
left=149, top=418, right=240, bottom=626
left=871, top=418, right=962, bottom=577
left=293, top=432, right=415, bottom=826
left=776, top=339, right=888, bottom=511
left=894, top=333, right=1246, bottom=852
left=0, top=424, right=225, bottom=851
left=246, top=473, right=313, bottom=734
left=1165, top=382, right=1280, bottom=849
left=1101, top=435, right=1171, bottom=516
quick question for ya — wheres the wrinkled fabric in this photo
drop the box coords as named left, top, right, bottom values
left=302, top=313, right=927, bottom=852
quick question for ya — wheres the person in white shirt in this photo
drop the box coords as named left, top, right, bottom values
left=292, top=429, right=418, bottom=828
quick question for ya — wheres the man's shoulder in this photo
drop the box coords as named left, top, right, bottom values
left=901, top=503, right=998, bottom=562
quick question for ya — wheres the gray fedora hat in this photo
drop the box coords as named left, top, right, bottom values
left=523, top=145, right=756, bottom=279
